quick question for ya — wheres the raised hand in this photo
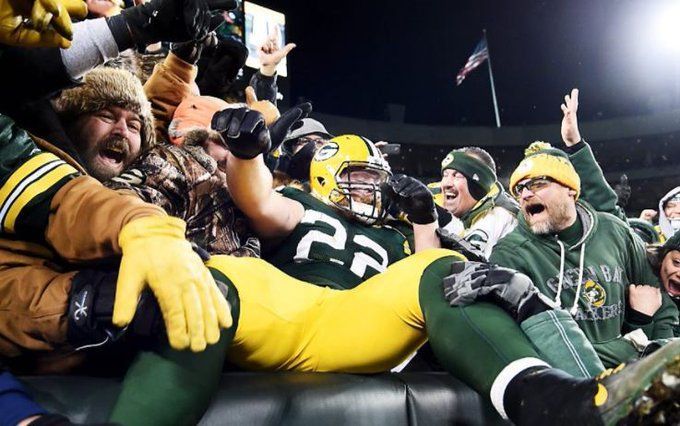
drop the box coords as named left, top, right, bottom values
left=120, top=0, right=237, bottom=50
left=639, top=209, right=658, bottom=222
left=560, top=88, right=581, bottom=146
left=211, top=107, right=271, bottom=159
left=0, top=0, right=88, bottom=48
left=258, top=33, right=296, bottom=76
left=269, top=102, right=312, bottom=153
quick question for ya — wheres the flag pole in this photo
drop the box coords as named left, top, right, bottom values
left=483, top=29, right=501, bottom=128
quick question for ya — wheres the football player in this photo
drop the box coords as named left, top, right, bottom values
left=92, top=105, right=680, bottom=424
left=184, top=109, right=678, bottom=425
left=223, top=127, right=448, bottom=285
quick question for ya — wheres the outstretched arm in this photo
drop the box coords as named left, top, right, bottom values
left=227, top=152, right=304, bottom=238
left=560, top=88, right=626, bottom=219
left=215, top=107, right=304, bottom=238
left=248, top=34, right=296, bottom=104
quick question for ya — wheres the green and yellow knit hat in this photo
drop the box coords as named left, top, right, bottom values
left=509, top=141, right=581, bottom=199
left=441, top=150, right=497, bottom=200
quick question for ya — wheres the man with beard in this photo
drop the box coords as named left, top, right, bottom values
left=0, top=66, right=237, bottom=424
left=54, top=68, right=152, bottom=181
left=0, top=66, right=232, bottom=366
left=485, top=144, right=678, bottom=368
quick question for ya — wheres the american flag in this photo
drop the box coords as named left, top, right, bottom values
left=456, top=37, right=489, bottom=86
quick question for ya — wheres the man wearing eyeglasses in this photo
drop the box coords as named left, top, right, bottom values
left=484, top=144, right=678, bottom=369
left=274, top=118, right=333, bottom=184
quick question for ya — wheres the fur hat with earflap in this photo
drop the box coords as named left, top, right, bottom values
left=53, top=67, right=156, bottom=151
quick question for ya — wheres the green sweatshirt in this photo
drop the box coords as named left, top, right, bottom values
left=490, top=200, right=678, bottom=367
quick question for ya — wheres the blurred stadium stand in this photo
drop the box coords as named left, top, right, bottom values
left=315, top=109, right=680, bottom=216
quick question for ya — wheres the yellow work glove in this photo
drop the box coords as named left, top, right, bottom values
left=113, top=215, right=232, bottom=352
left=0, top=0, right=87, bottom=48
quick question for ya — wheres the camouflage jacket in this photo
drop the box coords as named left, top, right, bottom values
left=107, top=143, right=260, bottom=258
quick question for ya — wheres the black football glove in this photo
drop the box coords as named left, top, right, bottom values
left=211, top=107, right=271, bottom=159
left=197, top=37, right=249, bottom=98
left=442, top=262, right=554, bottom=322
left=118, top=0, right=237, bottom=51
left=383, top=174, right=437, bottom=224
left=170, top=31, right=218, bottom=65
left=67, top=269, right=163, bottom=350
left=268, top=103, right=313, bottom=153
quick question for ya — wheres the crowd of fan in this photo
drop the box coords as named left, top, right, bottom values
left=0, top=0, right=679, bottom=425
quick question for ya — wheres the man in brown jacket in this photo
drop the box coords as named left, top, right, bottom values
left=0, top=66, right=232, bottom=375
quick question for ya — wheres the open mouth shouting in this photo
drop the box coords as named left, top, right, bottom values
left=521, top=200, right=555, bottom=235
left=99, top=145, right=127, bottom=166
left=444, top=188, right=459, bottom=204
left=667, top=278, right=680, bottom=297
left=524, top=202, right=546, bottom=219
left=97, top=136, right=131, bottom=169
left=84, top=134, right=135, bottom=181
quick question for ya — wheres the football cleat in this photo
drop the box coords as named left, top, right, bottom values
left=595, top=338, right=680, bottom=425
left=505, top=339, right=680, bottom=425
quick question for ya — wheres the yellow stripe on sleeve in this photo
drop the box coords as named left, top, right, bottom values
left=3, top=163, right=78, bottom=233
left=0, top=153, right=62, bottom=207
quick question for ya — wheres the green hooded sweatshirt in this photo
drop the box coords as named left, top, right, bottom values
left=490, top=200, right=678, bottom=367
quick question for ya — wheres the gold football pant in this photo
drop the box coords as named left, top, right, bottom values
left=112, top=249, right=545, bottom=423
left=206, top=248, right=462, bottom=373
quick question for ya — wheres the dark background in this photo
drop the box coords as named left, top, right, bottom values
left=251, top=0, right=680, bottom=126
left=241, top=0, right=680, bottom=215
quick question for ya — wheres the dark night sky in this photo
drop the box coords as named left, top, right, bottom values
left=252, top=0, right=680, bottom=126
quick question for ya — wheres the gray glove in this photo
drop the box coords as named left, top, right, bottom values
left=436, top=228, right=487, bottom=262
left=442, top=261, right=488, bottom=304
left=443, top=262, right=554, bottom=322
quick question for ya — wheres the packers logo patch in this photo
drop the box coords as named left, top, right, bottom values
left=583, top=279, right=606, bottom=307
left=314, top=142, right=339, bottom=161
left=441, top=153, right=454, bottom=168
left=466, top=229, right=489, bottom=246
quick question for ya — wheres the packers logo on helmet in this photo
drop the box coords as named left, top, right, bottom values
left=314, top=142, right=339, bottom=161
left=310, top=135, right=391, bottom=225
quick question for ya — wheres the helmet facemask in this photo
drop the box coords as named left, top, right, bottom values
left=330, top=162, right=391, bottom=225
